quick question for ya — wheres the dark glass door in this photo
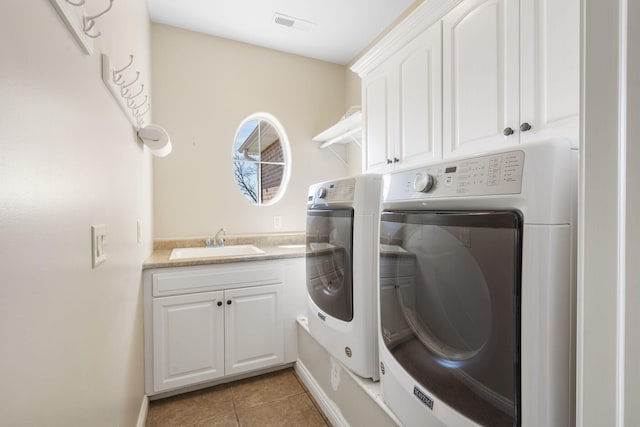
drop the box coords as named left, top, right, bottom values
left=380, top=210, right=522, bottom=426
left=306, top=208, right=354, bottom=322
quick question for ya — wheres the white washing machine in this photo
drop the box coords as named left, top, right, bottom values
left=378, top=140, right=576, bottom=426
left=306, top=174, right=383, bottom=380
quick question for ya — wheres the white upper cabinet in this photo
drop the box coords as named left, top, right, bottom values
left=355, top=0, right=579, bottom=170
left=519, top=0, right=580, bottom=145
left=363, top=23, right=442, bottom=173
left=443, top=0, right=579, bottom=157
left=399, top=24, right=443, bottom=169
left=443, top=0, right=519, bottom=156
left=363, top=66, right=392, bottom=172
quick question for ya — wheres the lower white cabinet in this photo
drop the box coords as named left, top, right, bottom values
left=144, top=258, right=305, bottom=396
left=153, top=290, right=226, bottom=392
left=223, top=284, right=283, bottom=376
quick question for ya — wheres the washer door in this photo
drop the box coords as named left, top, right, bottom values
left=306, top=208, right=354, bottom=322
left=380, top=210, right=522, bottom=427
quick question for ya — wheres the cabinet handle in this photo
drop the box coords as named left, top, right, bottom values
left=227, top=300, right=232, bottom=305
left=393, top=157, right=400, bottom=163
left=520, top=122, right=532, bottom=132
left=217, top=301, right=222, bottom=307
left=503, top=127, right=515, bottom=136
left=386, top=159, right=392, bottom=164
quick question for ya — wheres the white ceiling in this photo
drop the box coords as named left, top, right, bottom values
left=147, top=0, right=417, bottom=65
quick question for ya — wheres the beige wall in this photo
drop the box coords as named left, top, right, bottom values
left=152, top=24, right=349, bottom=238
left=0, top=2, right=152, bottom=426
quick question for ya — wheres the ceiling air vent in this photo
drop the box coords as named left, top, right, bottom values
left=273, top=12, right=316, bottom=32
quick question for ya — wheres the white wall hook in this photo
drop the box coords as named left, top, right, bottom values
left=123, top=84, right=144, bottom=100
left=82, top=0, right=113, bottom=38
left=121, top=72, right=140, bottom=89
left=114, top=55, right=134, bottom=74
left=128, top=95, right=147, bottom=110
left=113, top=56, right=135, bottom=85
left=50, top=0, right=94, bottom=54
left=134, top=104, right=150, bottom=118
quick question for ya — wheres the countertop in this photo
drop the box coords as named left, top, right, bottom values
left=143, top=233, right=307, bottom=270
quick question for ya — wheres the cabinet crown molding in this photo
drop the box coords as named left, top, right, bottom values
left=351, top=0, right=462, bottom=77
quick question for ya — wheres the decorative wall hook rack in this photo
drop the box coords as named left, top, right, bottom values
left=50, top=0, right=115, bottom=54
left=102, top=54, right=149, bottom=129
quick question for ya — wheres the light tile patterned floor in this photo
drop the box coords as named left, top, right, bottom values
left=146, top=368, right=330, bottom=427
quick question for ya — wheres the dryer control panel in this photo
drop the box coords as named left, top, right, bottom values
left=386, top=150, right=525, bottom=201
left=307, top=177, right=356, bottom=204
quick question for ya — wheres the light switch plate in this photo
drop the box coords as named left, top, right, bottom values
left=91, top=224, right=107, bottom=268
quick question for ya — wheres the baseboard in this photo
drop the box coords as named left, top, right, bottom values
left=137, top=395, right=149, bottom=427
left=295, top=360, right=349, bottom=427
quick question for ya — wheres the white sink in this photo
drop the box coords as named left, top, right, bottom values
left=169, top=245, right=265, bottom=260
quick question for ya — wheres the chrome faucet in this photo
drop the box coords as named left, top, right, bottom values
left=205, top=228, right=227, bottom=248
left=213, top=228, right=226, bottom=247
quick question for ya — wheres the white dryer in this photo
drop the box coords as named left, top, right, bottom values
left=305, top=174, right=383, bottom=380
left=378, top=140, right=576, bottom=426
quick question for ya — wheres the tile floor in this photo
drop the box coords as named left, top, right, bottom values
left=145, top=368, right=330, bottom=427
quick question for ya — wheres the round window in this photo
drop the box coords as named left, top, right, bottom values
left=232, top=113, right=291, bottom=205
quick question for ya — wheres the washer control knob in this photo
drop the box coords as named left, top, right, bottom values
left=413, top=172, right=434, bottom=193
left=316, top=187, right=327, bottom=199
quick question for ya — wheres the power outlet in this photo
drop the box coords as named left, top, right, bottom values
left=273, top=216, right=282, bottom=230
left=91, top=224, right=107, bottom=268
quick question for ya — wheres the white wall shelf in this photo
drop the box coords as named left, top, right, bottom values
left=312, top=111, right=362, bottom=149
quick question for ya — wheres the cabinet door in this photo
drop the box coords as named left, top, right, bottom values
left=397, top=22, right=443, bottom=168
left=519, top=0, right=579, bottom=145
left=363, top=66, right=394, bottom=173
left=153, top=291, right=225, bottom=392
left=443, top=0, right=519, bottom=157
left=224, top=284, right=284, bottom=376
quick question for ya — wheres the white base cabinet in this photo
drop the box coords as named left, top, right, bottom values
left=224, top=284, right=283, bottom=376
left=144, top=258, right=305, bottom=396
left=153, top=290, right=226, bottom=392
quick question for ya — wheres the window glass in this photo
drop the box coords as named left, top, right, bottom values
left=232, top=114, right=290, bottom=205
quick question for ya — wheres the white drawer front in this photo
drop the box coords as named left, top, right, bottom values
left=152, top=264, right=284, bottom=297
